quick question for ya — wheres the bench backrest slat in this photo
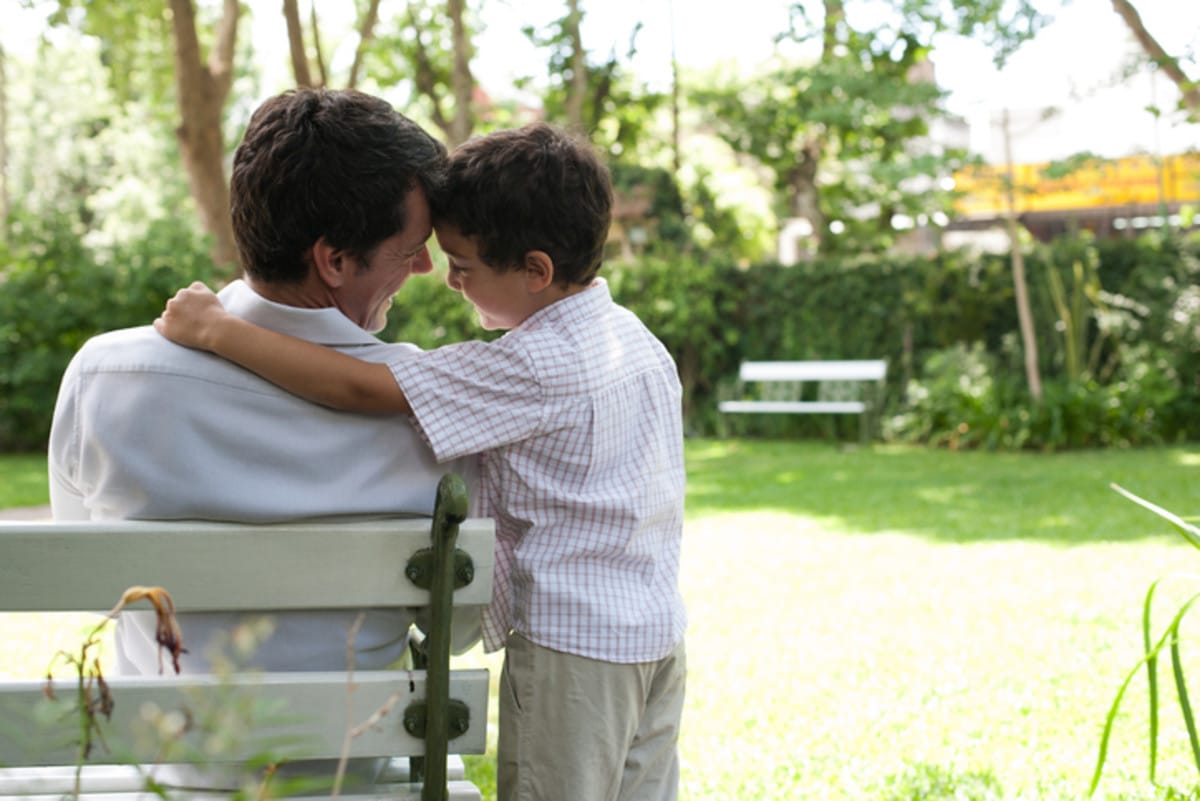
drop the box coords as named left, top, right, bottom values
left=739, top=360, right=887, bottom=382
left=0, top=670, right=489, bottom=767
left=0, top=484, right=493, bottom=799
left=0, top=519, right=494, bottom=612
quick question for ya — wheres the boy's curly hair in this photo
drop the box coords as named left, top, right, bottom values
left=431, top=123, right=613, bottom=286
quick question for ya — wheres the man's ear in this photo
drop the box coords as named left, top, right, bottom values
left=310, top=237, right=350, bottom=288
left=522, top=250, right=555, bottom=293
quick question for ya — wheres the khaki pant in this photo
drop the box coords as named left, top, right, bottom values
left=498, top=633, right=687, bottom=801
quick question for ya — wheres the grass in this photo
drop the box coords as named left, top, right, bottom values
left=0, top=452, right=49, bottom=508
left=3, top=442, right=1200, bottom=800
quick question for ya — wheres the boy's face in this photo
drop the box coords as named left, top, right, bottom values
left=436, top=224, right=537, bottom=331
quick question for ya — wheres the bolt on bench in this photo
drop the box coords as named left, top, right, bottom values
left=0, top=473, right=493, bottom=801
left=719, top=360, right=888, bottom=443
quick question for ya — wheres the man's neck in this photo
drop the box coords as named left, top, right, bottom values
left=244, top=275, right=335, bottom=310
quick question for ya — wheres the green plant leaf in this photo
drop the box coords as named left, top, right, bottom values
left=1144, top=578, right=1163, bottom=782
left=1091, top=589, right=1200, bottom=796
left=1171, top=631, right=1200, bottom=777
left=1111, top=483, right=1200, bottom=551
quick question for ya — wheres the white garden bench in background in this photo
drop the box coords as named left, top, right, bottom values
left=0, top=474, right=493, bottom=801
left=719, top=359, right=889, bottom=443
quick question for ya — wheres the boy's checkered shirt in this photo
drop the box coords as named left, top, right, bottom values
left=388, top=279, right=687, bottom=663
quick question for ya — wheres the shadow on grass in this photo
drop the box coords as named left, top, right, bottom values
left=684, top=438, right=1200, bottom=545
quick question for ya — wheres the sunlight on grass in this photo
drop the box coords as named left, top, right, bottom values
left=0, top=613, right=113, bottom=679
left=3, top=442, right=1200, bottom=800
left=677, top=510, right=1195, bottom=800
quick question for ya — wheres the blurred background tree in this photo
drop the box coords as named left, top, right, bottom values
left=2, top=0, right=1197, bottom=451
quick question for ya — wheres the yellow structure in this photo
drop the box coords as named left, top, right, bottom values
left=953, top=152, right=1200, bottom=218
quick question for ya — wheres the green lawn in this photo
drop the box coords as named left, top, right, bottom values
left=3, top=442, right=1199, bottom=800
left=0, top=452, right=49, bottom=508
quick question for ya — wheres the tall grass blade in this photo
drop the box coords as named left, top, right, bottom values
left=1170, top=628, right=1200, bottom=777
left=1143, top=579, right=1162, bottom=782
left=1090, top=651, right=1148, bottom=797
left=1111, top=483, right=1200, bottom=551
left=1091, top=591, right=1200, bottom=796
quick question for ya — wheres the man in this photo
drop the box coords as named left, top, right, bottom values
left=48, top=88, right=477, bottom=677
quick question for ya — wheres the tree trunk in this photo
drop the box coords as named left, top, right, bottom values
left=447, top=0, right=475, bottom=146
left=167, top=0, right=241, bottom=278
left=1002, top=108, right=1042, bottom=403
left=787, top=140, right=823, bottom=256
left=310, top=0, right=329, bottom=87
left=0, top=42, right=8, bottom=242
left=1111, top=0, right=1200, bottom=118
left=668, top=0, right=680, bottom=174
left=283, top=0, right=313, bottom=87
left=785, top=0, right=843, bottom=256
left=822, top=0, right=844, bottom=56
left=564, top=0, right=587, bottom=132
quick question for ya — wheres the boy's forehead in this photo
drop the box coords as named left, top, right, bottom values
left=434, top=223, right=477, bottom=254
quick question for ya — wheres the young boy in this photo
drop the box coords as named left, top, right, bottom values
left=156, top=122, right=688, bottom=801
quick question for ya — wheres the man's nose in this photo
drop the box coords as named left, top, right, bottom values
left=410, top=247, right=434, bottom=275
left=412, top=246, right=434, bottom=274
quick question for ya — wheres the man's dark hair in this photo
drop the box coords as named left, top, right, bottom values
left=231, top=89, right=447, bottom=283
left=431, top=122, right=613, bottom=286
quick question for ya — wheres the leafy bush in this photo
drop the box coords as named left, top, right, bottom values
left=0, top=210, right=216, bottom=451
left=3, top=220, right=1197, bottom=452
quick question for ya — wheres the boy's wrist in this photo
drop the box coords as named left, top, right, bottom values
left=205, top=313, right=240, bottom=355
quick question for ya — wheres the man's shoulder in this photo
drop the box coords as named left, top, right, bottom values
left=71, top=325, right=171, bottom=369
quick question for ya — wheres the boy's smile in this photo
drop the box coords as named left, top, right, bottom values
left=436, top=224, right=542, bottom=331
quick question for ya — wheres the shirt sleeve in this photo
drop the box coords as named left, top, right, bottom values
left=48, top=356, right=88, bottom=520
left=387, top=338, right=545, bottom=462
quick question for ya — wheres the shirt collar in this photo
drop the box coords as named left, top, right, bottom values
left=218, top=280, right=384, bottom=347
left=515, top=277, right=611, bottom=332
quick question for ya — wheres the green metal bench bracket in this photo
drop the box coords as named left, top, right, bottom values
left=402, top=697, right=472, bottom=740
left=412, top=472, right=470, bottom=801
left=405, top=548, right=475, bottom=590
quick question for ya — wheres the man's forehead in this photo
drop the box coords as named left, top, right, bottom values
left=396, top=187, right=433, bottom=249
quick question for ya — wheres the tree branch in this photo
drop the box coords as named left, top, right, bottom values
left=407, top=1, right=450, bottom=134
left=310, top=0, right=329, bottom=87
left=347, top=0, right=382, bottom=90
left=209, top=0, right=240, bottom=97
left=565, top=0, right=586, bottom=131
left=1111, top=0, right=1200, bottom=116
left=448, top=0, right=475, bottom=145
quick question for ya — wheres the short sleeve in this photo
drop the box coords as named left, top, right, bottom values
left=387, top=338, right=544, bottom=461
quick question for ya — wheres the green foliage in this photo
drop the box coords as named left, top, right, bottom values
left=874, top=763, right=1003, bottom=801
left=888, top=0, right=1051, bottom=67
left=1092, top=486, right=1200, bottom=797
left=39, top=0, right=176, bottom=107
left=694, top=13, right=972, bottom=255
left=0, top=210, right=217, bottom=451
left=607, top=256, right=743, bottom=434
left=518, top=9, right=665, bottom=161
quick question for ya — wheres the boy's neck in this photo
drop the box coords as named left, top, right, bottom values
left=517, top=280, right=593, bottom=326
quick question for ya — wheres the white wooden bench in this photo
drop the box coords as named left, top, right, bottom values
left=0, top=474, right=493, bottom=801
left=719, top=360, right=888, bottom=443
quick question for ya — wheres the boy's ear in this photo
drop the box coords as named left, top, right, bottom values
left=310, top=237, right=350, bottom=288
left=522, top=250, right=555, bottom=293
